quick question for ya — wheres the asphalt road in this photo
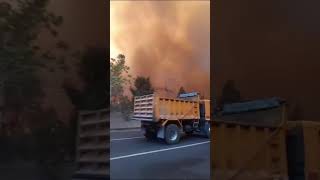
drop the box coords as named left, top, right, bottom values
left=110, top=129, right=210, bottom=180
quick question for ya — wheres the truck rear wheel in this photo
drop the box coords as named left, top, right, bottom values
left=203, top=122, right=210, bottom=138
left=165, top=124, right=181, bottom=144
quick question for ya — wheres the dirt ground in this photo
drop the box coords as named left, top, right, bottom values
left=110, top=111, right=140, bottom=129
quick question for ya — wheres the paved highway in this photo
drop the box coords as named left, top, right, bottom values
left=110, top=129, right=210, bottom=180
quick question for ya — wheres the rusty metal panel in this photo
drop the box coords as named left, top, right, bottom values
left=212, top=121, right=288, bottom=180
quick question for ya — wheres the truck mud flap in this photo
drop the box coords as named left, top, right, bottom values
left=157, top=127, right=165, bottom=139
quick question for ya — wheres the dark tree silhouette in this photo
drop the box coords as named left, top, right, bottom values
left=63, top=47, right=107, bottom=110
left=130, top=76, right=154, bottom=97
left=177, top=86, right=186, bottom=97
left=0, top=0, right=67, bottom=134
left=112, top=76, right=154, bottom=121
left=220, top=80, right=241, bottom=104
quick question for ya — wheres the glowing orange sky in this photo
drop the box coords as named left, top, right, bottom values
left=110, top=1, right=210, bottom=98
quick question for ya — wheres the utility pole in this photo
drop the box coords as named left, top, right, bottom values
left=0, top=83, right=4, bottom=129
left=211, top=61, right=217, bottom=116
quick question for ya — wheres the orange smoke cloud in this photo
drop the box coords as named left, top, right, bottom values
left=110, top=1, right=210, bottom=98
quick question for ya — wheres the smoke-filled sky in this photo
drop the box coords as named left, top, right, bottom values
left=111, top=1, right=210, bottom=98
left=39, top=0, right=106, bottom=122
left=214, top=0, right=320, bottom=120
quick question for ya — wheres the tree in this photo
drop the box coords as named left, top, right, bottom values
left=64, top=47, right=108, bottom=110
left=177, top=86, right=186, bottom=97
left=0, top=0, right=66, bottom=133
left=220, top=80, right=241, bottom=105
left=130, top=76, right=154, bottom=97
left=115, top=76, right=154, bottom=121
left=110, top=54, right=131, bottom=105
left=118, top=95, right=133, bottom=121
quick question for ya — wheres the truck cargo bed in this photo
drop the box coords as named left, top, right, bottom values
left=132, top=94, right=200, bottom=122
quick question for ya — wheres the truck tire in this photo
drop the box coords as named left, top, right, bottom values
left=165, top=124, right=181, bottom=144
left=203, top=122, right=210, bottom=138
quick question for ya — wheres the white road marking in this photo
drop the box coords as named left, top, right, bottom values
left=110, top=141, right=210, bottom=160
left=111, top=136, right=144, bottom=141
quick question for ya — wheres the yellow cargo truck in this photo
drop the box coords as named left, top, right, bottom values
left=132, top=92, right=210, bottom=144
left=212, top=120, right=288, bottom=180
left=211, top=98, right=288, bottom=180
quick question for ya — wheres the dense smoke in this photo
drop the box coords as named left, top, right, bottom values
left=214, top=0, right=320, bottom=119
left=111, top=1, right=210, bottom=98
left=40, top=0, right=106, bottom=122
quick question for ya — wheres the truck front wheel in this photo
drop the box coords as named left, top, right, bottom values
left=165, top=124, right=181, bottom=144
